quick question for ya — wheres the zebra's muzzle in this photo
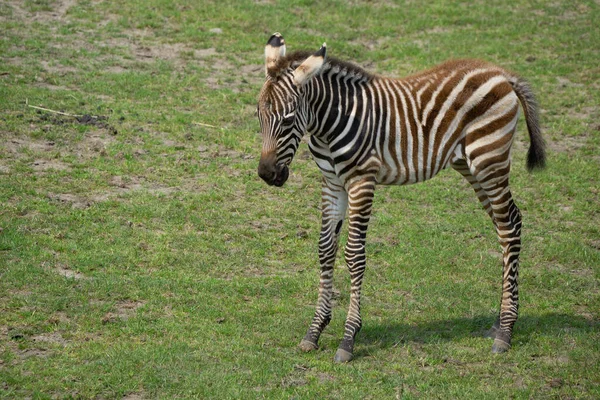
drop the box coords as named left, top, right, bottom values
left=272, top=163, right=289, bottom=187
left=258, top=158, right=289, bottom=187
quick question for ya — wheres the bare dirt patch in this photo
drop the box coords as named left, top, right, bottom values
left=95, top=35, right=220, bottom=72
left=102, top=300, right=145, bottom=324
left=32, top=159, right=71, bottom=172
left=4, top=137, right=56, bottom=155
left=25, top=111, right=118, bottom=136
left=3, top=326, right=68, bottom=364
left=109, top=175, right=144, bottom=192
left=0, top=0, right=77, bottom=23
left=556, top=77, right=584, bottom=88
left=195, top=48, right=217, bottom=58
left=44, top=173, right=191, bottom=208
left=74, top=128, right=117, bottom=159
left=514, top=128, right=589, bottom=157
left=240, top=63, right=264, bottom=86
left=11, top=347, right=50, bottom=361
left=122, top=394, right=147, bottom=400
left=200, top=57, right=264, bottom=92
left=107, top=175, right=185, bottom=197
left=47, top=311, right=70, bottom=325
left=1, top=115, right=118, bottom=172
left=40, top=60, right=78, bottom=75
left=54, top=264, right=86, bottom=280
left=74, top=114, right=118, bottom=135
left=47, top=192, right=93, bottom=209
left=134, top=42, right=189, bottom=65
left=588, top=239, right=600, bottom=251
left=31, top=332, right=69, bottom=346
left=7, top=1, right=261, bottom=95
left=350, top=36, right=391, bottom=51
left=545, top=134, right=588, bottom=154
left=42, top=261, right=87, bottom=279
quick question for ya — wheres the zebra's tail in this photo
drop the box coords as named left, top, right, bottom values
left=508, top=75, right=546, bottom=171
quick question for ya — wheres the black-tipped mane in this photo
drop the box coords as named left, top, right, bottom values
left=271, top=50, right=374, bottom=81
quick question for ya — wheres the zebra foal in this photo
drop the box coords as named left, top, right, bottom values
left=256, top=33, right=546, bottom=362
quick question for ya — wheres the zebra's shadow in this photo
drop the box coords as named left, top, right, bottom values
left=355, top=312, right=596, bottom=355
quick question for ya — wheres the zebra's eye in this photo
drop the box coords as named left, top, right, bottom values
left=282, top=113, right=295, bottom=126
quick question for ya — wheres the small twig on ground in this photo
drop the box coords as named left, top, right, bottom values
left=24, top=99, right=116, bottom=134
left=25, top=98, right=83, bottom=118
left=192, top=121, right=220, bottom=129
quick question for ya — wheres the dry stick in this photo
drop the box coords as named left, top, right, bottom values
left=192, top=121, right=220, bottom=129
left=25, top=99, right=83, bottom=118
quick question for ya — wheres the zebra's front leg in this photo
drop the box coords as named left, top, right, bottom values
left=299, top=179, right=348, bottom=352
left=334, top=178, right=375, bottom=363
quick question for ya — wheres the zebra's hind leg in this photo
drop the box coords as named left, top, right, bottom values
left=451, top=159, right=493, bottom=219
left=451, top=159, right=500, bottom=337
left=481, top=178, right=522, bottom=354
left=299, top=178, right=348, bottom=352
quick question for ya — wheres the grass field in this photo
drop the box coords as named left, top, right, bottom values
left=1, top=0, right=599, bottom=398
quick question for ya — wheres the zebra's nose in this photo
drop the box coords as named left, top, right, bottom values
left=258, top=153, right=288, bottom=186
left=258, top=152, right=278, bottom=185
left=258, top=163, right=276, bottom=184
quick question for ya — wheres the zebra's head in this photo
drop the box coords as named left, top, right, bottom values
left=257, top=33, right=326, bottom=186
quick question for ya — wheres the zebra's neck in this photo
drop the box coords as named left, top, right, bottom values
left=305, top=69, right=374, bottom=145
left=302, top=70, right=385, bottom=182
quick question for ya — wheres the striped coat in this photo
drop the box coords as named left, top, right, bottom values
left=257, top=33, right=545, bottom=362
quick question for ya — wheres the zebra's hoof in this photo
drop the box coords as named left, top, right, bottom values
left=299, top=339, right=318, bottom=352
left=491, top=338, right=511, bottom=353
left=333, top=348, right=353, bottom=363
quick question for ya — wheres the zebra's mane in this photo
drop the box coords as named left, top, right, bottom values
left=274, top=50, right=373, bottom=82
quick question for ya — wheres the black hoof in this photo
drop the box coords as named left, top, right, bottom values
left=491, top=338, right=511, bottom=353
left=491, top=329, right=512, bottom=353
left=299, top=339, right=318, bottom=352
left=333, top=348, right=353, bottom=363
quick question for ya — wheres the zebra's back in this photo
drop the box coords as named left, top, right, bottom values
left=369, top=59, right=520, bottom=185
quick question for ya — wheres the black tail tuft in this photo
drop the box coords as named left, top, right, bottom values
left=509, top=76, right=546, bottom=172
left=527, top=132, right=546, bottom=171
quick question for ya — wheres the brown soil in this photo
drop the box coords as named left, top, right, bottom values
left=102, top=300, right=145, bottom=324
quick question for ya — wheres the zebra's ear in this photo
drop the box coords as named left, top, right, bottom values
left=265, top=33, right=286, bottom=77
left=293, top=43, right=326, bottom=87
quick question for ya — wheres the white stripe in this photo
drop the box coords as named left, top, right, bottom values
left=466, top=111, right=518, bottom=155
left=377, top=79, right=393, bottom=182
left=330, top=94, right=358, bottom=151
left=434, top=75, right=511, bottom=174
left=319, top=70, right=340, bottom=136
left=426, top=69, right=490, bottom=178
left=332, top=86, right=366, bottom=157
left=399, top=80, right=419, bottom=183
left=463, top=92, right=518, bottom=135
left=420, top=72, right=458, bottom=127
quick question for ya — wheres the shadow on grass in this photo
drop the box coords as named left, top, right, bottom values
left=355, top=313, right=598, bottom=354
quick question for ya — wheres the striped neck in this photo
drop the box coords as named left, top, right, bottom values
left=304, top=67, right=373, bottom=145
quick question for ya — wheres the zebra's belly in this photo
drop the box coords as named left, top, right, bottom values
left=375, top=146, right=463, bottom=186
left=375, top=162, right=422, bottom=186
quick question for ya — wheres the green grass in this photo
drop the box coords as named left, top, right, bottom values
left=1, top=0, right=599, bottom=398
